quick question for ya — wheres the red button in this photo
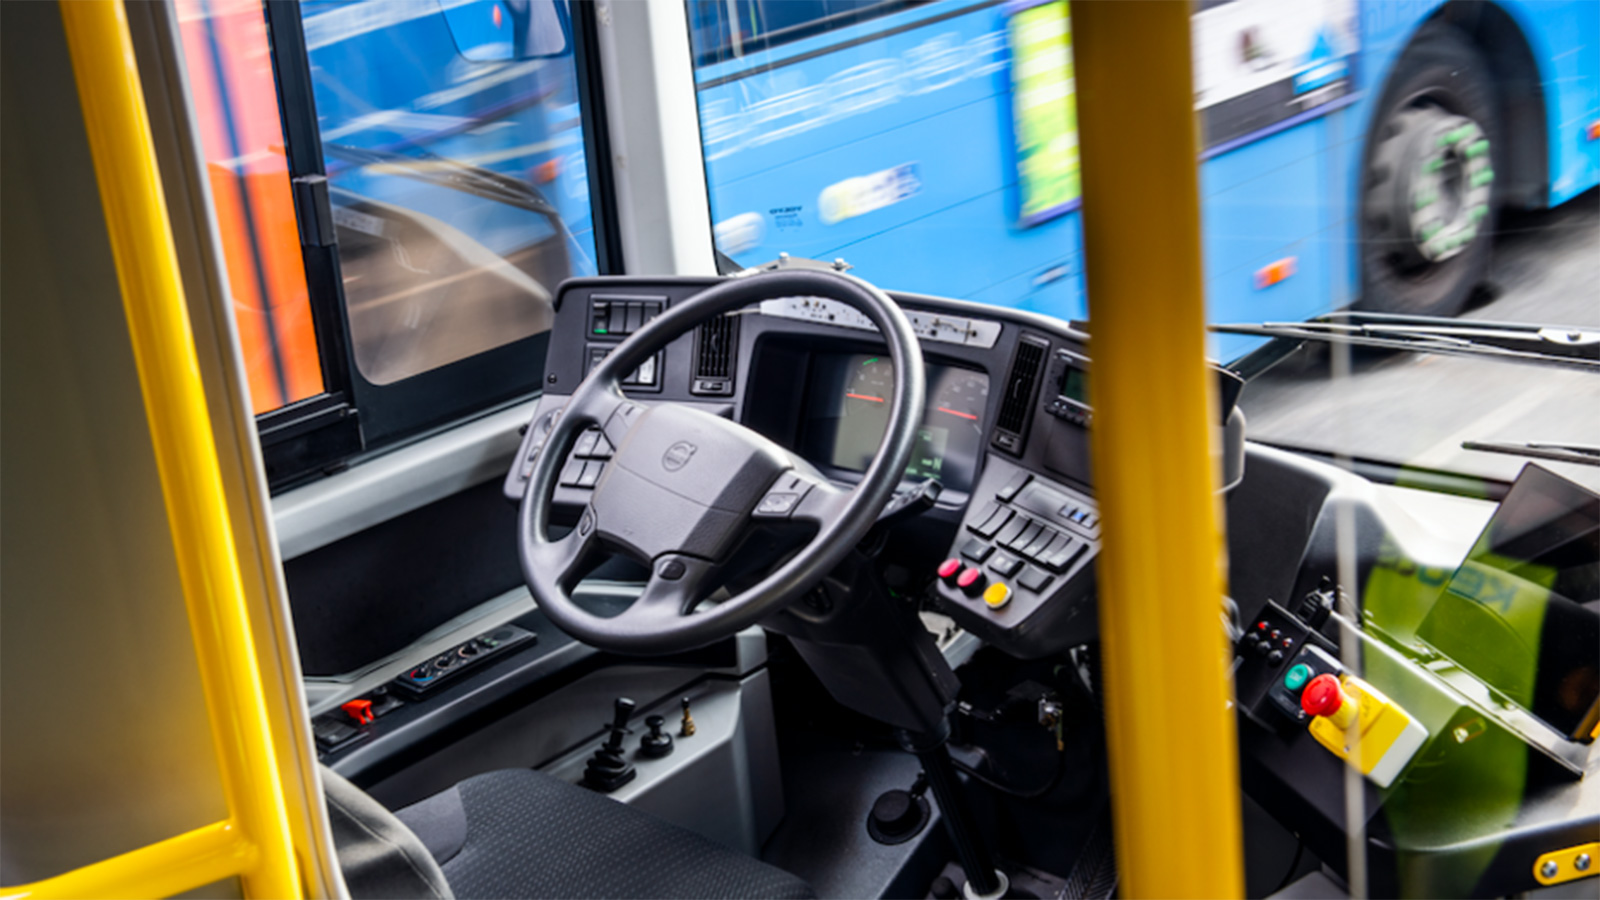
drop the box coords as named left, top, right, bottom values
left=341, top=698, right=375, bottom=725
left=956, top=567, right=985, bottom=594
left=937, top=558, right=963, bottom=581
left=1300, top=674, right=1344, bottom=718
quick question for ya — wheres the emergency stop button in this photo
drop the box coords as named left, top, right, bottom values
left=1301, top=673, right=1355, bottom=729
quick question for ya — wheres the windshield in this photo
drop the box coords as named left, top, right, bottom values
left=1236, top=194, right=1600, bottom=494
left=686, top=0, right=1600, bottom=494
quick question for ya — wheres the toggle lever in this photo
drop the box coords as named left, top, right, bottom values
left=582, top=697, right=638, bottom=792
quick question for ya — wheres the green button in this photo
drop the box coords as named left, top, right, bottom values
left=1284, top=664, right=1312, bottom=692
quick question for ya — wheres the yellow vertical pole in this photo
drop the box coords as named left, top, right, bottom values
left=1072, top=2, right=1243, bottom=897
left=56, top=2, right=303, bottom=897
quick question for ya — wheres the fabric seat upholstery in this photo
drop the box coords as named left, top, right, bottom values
left=327, top=766, right=814, bottom=900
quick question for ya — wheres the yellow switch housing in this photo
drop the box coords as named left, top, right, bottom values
left=1307, top=674, right=1428, bottom=788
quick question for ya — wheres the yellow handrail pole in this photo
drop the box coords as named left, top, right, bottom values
left=56, top=2, right=303, bottom=897
left=0, top=822, right=258, bottom=900
left=1072, top=2, right=1244, bottom=898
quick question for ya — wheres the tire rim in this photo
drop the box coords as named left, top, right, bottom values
left=1401, top=107, right=1493, bottom=264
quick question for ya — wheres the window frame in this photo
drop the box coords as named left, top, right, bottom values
left=254, top=0, right=621, bottom=492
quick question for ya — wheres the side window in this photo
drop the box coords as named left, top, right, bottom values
left=177, top=0, right=610, bottom=488
left=299, top=0, right=598, bottom=384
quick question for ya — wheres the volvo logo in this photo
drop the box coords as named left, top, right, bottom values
left=661, top=441, right=697, bottom=472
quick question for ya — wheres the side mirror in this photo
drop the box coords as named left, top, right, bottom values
left=441, top=0, right=571, bottom=62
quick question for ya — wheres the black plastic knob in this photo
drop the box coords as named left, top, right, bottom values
left=866, top=788, right=929, bottom=844
left=640, top=714, right=674, bottom=758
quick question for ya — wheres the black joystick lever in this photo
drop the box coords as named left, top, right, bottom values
left=639, top=715, right=674, bottom=758
left=582, top=697, right=637, bottom=792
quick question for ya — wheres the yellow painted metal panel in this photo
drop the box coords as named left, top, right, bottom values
left=0, top=821, right=255, bottom=900
left=1071, top=2, right=1244, bottom=897
left=25, top=1, right=308, bottom=896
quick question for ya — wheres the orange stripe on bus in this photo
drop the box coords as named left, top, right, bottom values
left=177, top=0, right=322, bottom=414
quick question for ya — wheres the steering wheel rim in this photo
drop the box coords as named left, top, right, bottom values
left=518, top=269, right=925, bottom=655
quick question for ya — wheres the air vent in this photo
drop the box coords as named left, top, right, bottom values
left=992, top=335, right=1049, bottom=455
left=691, top=313, right=740, bottom=396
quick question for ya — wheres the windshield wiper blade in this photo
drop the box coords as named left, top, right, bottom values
left=1462, top=440, right=1600, bottom=468
left=1214, top=311, right=1600, bottom=373
left=324, top=142, right=561, bottom=219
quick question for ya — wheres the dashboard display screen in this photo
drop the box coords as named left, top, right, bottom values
left=800, top=354, right=989, bottom=491
left=1059, top=365, right=1089, bottom=406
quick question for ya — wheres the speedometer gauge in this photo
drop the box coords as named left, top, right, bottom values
left=932, top=372, right=987, bottom=433
left=843, top=356, right=895, bottom=409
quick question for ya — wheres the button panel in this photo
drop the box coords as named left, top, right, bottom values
left=313, top=686, right=403, bottom=752
left=931, top=458, right=1100, bottom=657
left=590, top=297, right=664, bottom=337
left=392, top=624, right=538, bottom=697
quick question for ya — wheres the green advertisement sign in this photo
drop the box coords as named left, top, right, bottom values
left=1007, top=0, right=1081, bottom=226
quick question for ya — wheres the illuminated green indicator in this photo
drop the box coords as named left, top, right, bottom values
left=1284, top=664, right=1312, bottom=692
left=863, top=357, right=879, bottom=365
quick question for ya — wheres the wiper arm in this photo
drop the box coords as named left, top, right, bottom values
left=1462, top=440, right=1600, bottom=468
left=1214, top=311, right=1600, bottom=374
left=325, top=142, right=561, bottom=219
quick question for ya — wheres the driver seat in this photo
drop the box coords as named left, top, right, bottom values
left=324, top=767, right=815, bottom=899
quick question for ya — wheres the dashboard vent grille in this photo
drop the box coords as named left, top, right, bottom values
left=691, top=314, right=739, bottom=395
left=993, top=335, right=1048, bottom=454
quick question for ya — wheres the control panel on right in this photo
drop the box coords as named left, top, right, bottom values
left=931, top=456, right=1100, bottom=659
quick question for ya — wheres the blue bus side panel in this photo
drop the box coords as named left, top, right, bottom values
left=1501, top=0, right=1600, bottom=203
left=698, top=4, right=1084, bottom=308
left=1201, top=122, right=1335, bottom=361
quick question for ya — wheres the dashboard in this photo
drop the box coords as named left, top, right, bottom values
left=503, top=274, right=1239, bottom=660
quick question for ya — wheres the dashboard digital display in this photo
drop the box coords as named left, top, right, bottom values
left=1059, top=365, right=1089, bottom=407
left=799, top=354, right=989, bottom=491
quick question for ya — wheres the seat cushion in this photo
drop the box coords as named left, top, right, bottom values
left=395, top=768, right=814, bottom=900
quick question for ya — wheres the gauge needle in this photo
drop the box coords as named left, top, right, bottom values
left=937, top=406, right=978, bottom=420
left=846, top=393, right=885, bottom=402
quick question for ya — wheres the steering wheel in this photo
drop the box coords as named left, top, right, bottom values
left=518, top=269, right=925, bottom=655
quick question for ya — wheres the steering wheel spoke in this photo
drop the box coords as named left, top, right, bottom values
left=562, top=382, right=645, bottom=445
left=630, top=555, right=719, bottom=621
left=790, top=478, right=852, bottom=531
left=525, top=506, right=602, bottom=592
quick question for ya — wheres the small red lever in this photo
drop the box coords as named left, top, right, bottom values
left=342, top=698, right=375, bottom=725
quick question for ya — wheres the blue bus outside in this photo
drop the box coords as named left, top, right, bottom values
left=688, top=0, right=1600, bottom=359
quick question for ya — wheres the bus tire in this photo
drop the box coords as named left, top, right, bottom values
left=1359, top=22, right=1501, bottom=317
